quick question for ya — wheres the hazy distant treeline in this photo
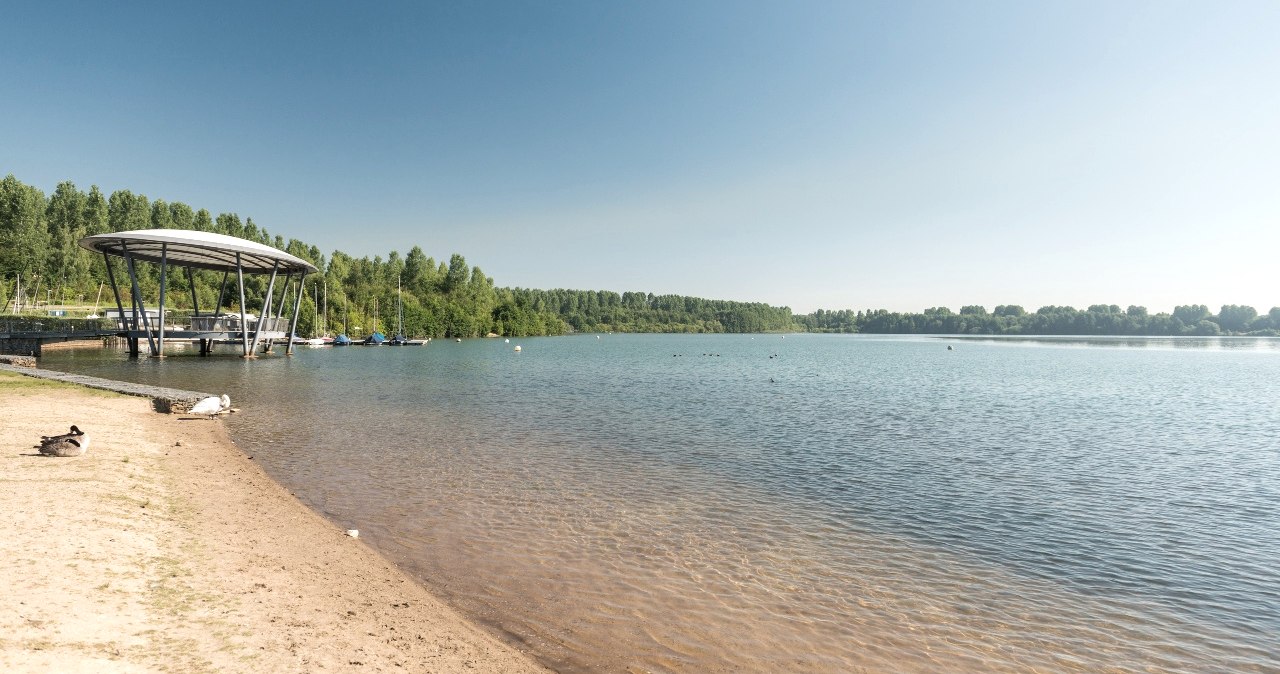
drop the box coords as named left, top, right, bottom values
left=797, top=304, right=1280, bottom=336
left=0, top=174, right=794, bottom=337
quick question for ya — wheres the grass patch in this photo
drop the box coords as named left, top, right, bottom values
left=0, top=370, right=121, bottom=397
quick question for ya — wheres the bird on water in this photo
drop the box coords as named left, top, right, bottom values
left=39, top=425, right=90, bottom=457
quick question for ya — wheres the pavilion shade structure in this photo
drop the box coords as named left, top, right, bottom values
left=78, top=229, right=316, bottom=358
left=80, top=229, right=316, bottom=275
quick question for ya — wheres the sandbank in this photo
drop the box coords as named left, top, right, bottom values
left=0, top=370, right=548, bottom=673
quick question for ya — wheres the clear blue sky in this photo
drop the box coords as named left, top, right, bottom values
left=3, top=1, right=1277, bottom=313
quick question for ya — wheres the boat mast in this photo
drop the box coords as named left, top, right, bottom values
left=91, top=281, right=104, bottom=316
left=397, top=274, right=404, bottom=336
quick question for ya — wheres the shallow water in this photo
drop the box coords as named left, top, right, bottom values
left=41, top=334, right=1280, bottom=672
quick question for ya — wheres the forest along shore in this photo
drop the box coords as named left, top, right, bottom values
left=0, top=371, right=548, bottom=674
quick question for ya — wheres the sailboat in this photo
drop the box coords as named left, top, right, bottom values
left=301, top=281, right=328, bottom=346
left=334, top=295, right=352, bottom=346
left=387, top=275, right=409, bottom=345
left=362, top=297, right=385, bottom=345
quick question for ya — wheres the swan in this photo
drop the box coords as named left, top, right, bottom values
left=190, top=394, right=231, bottom=417
left=39, top=425, right=89, bottom=457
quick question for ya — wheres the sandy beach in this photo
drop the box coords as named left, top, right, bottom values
left=0, top=370, right=548, bottom=673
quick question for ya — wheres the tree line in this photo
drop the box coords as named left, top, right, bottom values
left=0, top=174, right=796, bottom=337
left=797, top=303, right=1280, bottom=336
left=4, top=174, right=1274, bottom=338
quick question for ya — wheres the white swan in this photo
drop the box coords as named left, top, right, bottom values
left=39, top=425, right=89, bottom=457
left=190, top=394, right=231, bottom=417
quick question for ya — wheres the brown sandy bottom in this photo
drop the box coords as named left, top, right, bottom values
left=0, top=371, right=549, bottom=674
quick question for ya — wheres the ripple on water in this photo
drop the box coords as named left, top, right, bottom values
left=38, top=335, right=1280, bottom=673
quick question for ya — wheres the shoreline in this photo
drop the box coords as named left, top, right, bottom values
left=0, top=370, right=549, bottom=673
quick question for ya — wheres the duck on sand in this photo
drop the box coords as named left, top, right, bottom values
left=37, top=425, right=89, bottom=457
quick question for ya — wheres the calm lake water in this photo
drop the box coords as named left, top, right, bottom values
left=41, top=334, right=1280, bottom=673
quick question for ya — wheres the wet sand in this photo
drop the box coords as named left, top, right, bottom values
left=0, top=370, right=548, bottom=673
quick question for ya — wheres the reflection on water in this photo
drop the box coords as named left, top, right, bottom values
left=39, top=335, right=1280, bottom=673
left=950, top=334, right=1280, bottom=351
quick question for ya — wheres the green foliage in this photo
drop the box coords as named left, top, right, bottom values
left=0, top=175, right=50, bottom=279
left=797, top=303, right=1279, bottom=336
left=2, top=173, right=1272, bottom=339
left=993, top=305, right=1025, bottom=317
left=1173, top=304, right=1210, bottom=324
left=0, top=175, right=803, bottom=337
left=1216, top=304, right=1257, bottom=332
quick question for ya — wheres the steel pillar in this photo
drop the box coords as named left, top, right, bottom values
left=216, top=270, right=229, bottom=314
left=154, top=243, right=167, bottom=358
left=186, top=267, right=200, bottom=316
left=249, top=261, right=279, bottom=356
left=286, top=272, right=306, bottom=355
left=236, top=254, right=250, bottom=357
left=122, top=244, right=158, bottom=357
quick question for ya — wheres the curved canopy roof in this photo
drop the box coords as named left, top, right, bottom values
left=80, top=229, right=317, bottom=274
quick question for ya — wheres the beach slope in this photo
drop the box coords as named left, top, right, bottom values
left=0, top=371, right=547, bottom=673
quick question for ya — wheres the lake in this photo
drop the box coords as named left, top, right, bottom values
left=39, top=334, right=1280, bottom=672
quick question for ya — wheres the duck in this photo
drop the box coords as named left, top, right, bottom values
left=190, top=394, right=231, bottom=417
left=39, top=425, right=89, bottom=457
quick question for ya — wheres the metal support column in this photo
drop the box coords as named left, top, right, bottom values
left=249, top=261, right=279, bottom=356
left=186, top=267, right=205, bottom=355
left=275, top=274, right=294, bottom=352
left=286, top=272, right=306, bottom=355
left=103, top=253, right=133, bottom=354
left=186, top=267, right=200, bottom=316
left=264, top=274, right=289, bottom=353
left=155, top=243, right=167, bottom=358
left=276, top=274, right=292, bottom=324
left=215, top=270, right=229, bottom=314
left=103, top=253, right=127, bottom=329
left=236, top=254, right=250, bottom=357
left=122, top=245, right=158, bottom=357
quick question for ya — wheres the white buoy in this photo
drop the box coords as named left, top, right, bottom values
left=346, top=529, right=359, bottom=538
left=514, top=345, right=522, bottom=352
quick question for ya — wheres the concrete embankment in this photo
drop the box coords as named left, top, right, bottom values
left=0, top=360, right=210, bottom=412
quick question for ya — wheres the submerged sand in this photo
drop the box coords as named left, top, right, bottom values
left=0, top=371, right=548, bottom=673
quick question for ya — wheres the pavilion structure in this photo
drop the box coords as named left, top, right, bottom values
left=78, top=229, right=318, bottom=358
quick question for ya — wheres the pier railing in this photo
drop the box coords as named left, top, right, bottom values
left=189, top=315, right=290, bottom=333
left=1, top=317, right=115, bottom=335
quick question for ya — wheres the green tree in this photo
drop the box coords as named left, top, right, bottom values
left=1216, top=305, right=1257, bottom=333
left=150, top=199, right=173, bottom=229
left=0, top=175, right=51, bottom=285
left=1173, top=304, right=1210, bottom=324
left=994, top=305, right=1025, bottom=317
left=169, top=201, right=195, bottom=230
left=194, top=208, right=214, bottom=231
left=45, top=180, right=87, bottom=293
left=107, top=189, right=151, bottom=231
left=444, top=254, right=469, bottom=294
